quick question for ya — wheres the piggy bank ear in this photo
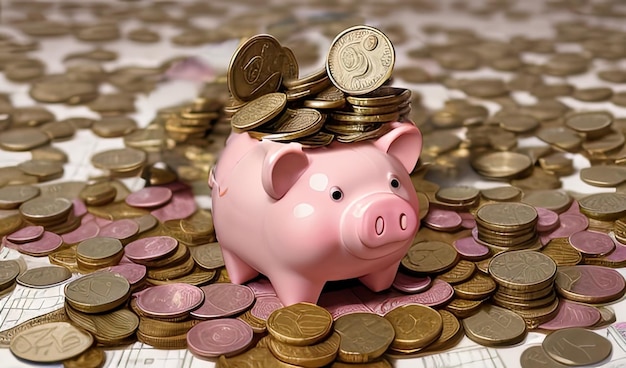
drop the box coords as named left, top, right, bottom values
left=373, top=122, right=422, bottom=173
left=262, top=143, right=309, bottom=199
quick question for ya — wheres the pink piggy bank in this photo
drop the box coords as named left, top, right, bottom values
left=210, top=122, right=422, bottom=306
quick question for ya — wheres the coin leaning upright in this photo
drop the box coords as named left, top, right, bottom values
left=326, top=25, right=395, bottom=95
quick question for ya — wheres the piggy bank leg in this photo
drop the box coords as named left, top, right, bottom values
left=269, top=273, right=325, bottom=306
left=221, top=248, right=259, bottom=284
left=359, top=262, right=400, bottom=292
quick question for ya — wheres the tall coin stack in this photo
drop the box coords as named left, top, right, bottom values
left=488, top=250, right=559, bottom=328
left=227, top=25, right=413, bottom=147
left=474, top=202, right=540, bottom=251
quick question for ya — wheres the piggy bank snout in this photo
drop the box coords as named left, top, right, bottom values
left=358, top=194, right=418, bottom=248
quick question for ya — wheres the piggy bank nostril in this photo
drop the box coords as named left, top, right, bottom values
left=375, top=216, right=384, bottom=235
left=400, top=213, right=407, bottom=230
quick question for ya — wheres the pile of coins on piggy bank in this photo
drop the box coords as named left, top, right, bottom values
left=227, top=25, right=413, bottom=145
left=1, top=1, right=626, bottom=367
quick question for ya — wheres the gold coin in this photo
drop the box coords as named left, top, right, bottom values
left=384, top=304, right=442, bottom=351
left=452, top=272, right=496, bottom=300
left=17, top=265, right=72, bottom=288
left=76, top=237, right=123, bottom=263
left=489, top=250, right=556, bottom=291
left=10, top=322, right=93, bottom=363
left=462, top=304, right=527, bottom=346
left=92, top=116, right=137, bottom=138
left=0, top=260, right=20, bottom=290
left=579, top=192, right=626, bottom=220
left=217, top=347, right=301, bottom=367
left=536, top=126, right=582, bottom=151
left=437, top=259, right=476, bottom=285
left=147, top=265, right=216, bottom=286
left=480, top=186, right=522, bottom=202
left=65, top=272, right=130, bottom=313
left=91, top=147, right=146, bottom=173
left=256, top=108, right=325, bottom=141
left=17, top=159, right=64, bottom=181
left=63, top=347, right=105, bottom=368
left=542, top=328, right=612, bottom=366
left=189, top=242, right=225, bottom=270
left=146, top=252, right=195, bottom=280
left=267, top=302, right=333, bottom=346
left=476, top=203, right=538, bottom=231
left=228, top=34, right=284, bottom=102
left=520, top=345, right=569, bottom=368
left=471, top=151, right=533, bottom=179
left=331, top=359, right=392, bottom=368
left=19, top=196, right=72, bottom=225
left=231, top=92, right=286, bottom=131
left=0, top=184, right=40, bottom=209
left=580, top=165, right=626, bottom=187
left=511, top=298, right=560, bottom=329
left=327, top=25, right=395, bottom=95
left=138, top=317, right=200, bottom=337
left=541, top=238, right=582, bottom=266
left=345, top=87, right=410, bottom=107
left=65, top=304, right=138, bottom=343
left=31, top=146, right=68, bottom=163
left=333, top=313, right=395, bottom=363
left=136, top=330, right=187, bottom=349
left=444, top=297, right=483, bottom=319
left=268, top=332, right=340, bottom=367
left=401, top=240, right=459, bottom=274
left=521, top=190, right=572, bottom=214
left=565, top=111, right=613, bottom=138
left=79, top=181, right=117, bottom=206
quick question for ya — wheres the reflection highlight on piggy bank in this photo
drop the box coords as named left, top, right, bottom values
left=210, top=122, right=422, bottom=306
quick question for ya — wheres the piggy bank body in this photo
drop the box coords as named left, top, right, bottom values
left=210, top=122, right=422, bottom=306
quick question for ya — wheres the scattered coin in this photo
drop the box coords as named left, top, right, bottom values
left=542, top=328, right=611, bottom=366
left=10, top=322, right=93, bottom=363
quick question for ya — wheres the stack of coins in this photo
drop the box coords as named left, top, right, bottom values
left=227, top=25, right=411, bottom=147
left=75, top=237, right=124, bottom=272
left=265, top=303, right=339, bottom=367
left=124, top=235, right=196, bottom=285
left=475, top=202, right=539, bottom=250
left=133, top=283, right=205, bottom=349
left=158, top=96, right=222, bottom=144
left=162, top=209, right=216, bottom=247
left=18, top=196, right=75, bottom=232
left=615, top=218, right=626, bottom=244
left=64, top=272, right=137, bottom=345
left=489, top=250, right=559, bottom=328
left=327, top=87, right=412, bottom=143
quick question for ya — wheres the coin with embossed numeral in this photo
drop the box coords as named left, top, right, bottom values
left=10, top=322, right=93, bottom=363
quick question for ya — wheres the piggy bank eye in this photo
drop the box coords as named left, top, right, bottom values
left=330, top=187, right=343, bottom=201
left=390, top=178, right=400, bottom=189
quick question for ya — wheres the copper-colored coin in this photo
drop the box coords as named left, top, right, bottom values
left=489, top=250, right=556, bottom=291
left=462, top=304, right=527, bottom=346
left=217, top=346, right=301, bottom=367
left=384, top=304, right=442, bottom=351
left=437, top=259, right=476, bottom=285
left=64, top=272, right=130, bottom=313
left=267, top=302, right=333, bottom=346
left=135, top=283, right=204, bottom=319
left=543, top=328, right=612, bottom=366
left=555, top=265, right=626, bottom=303
left=63, top=347, right=105, bottom=368
left=452, top=272, right=496, bottom=300
left=401, top=240, right=460, bottom=273
left=17, top=265, right=72, bottom=288
left=268, top=332, right=340, bottom=367
left=191, top=283, right=255, bottom=319
left=187, top=319, right=253, bottom=358
left=333, top=313, right=395, bottom=363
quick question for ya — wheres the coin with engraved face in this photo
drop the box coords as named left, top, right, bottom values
left=327, top=25, right=395, bottom=95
